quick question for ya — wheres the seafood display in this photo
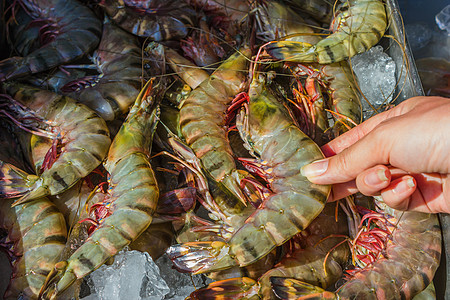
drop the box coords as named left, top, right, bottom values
left=0, top=0, right=442, bottom=299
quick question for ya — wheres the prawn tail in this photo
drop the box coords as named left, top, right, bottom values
left=221, top=171, right=248, bottom=205
left=39, top=261, right=75, bottom=300
left=189, top=277, right=260, bottom=299
left=0, top=160, right=48, bottom=204
left=166, top=241, right=237, bottom=274
left=270, top=277, right=337, bottom=300
left=265, top=41, right=316, bottom=63
left=0, top=56, right=31, bottom=82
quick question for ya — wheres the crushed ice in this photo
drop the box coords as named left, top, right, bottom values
left=351, top=45, right=397, bottom=120
left=81, top=249, right=210, bottom=300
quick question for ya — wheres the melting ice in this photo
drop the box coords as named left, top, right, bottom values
left=82, top=249, right=210, bottom=300
left=82, top=250, right=170, bottom=300
left=351, top=45, right=397, bottom=120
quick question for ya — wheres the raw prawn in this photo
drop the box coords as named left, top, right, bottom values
left=289, top=61, right=362, bottom=136
left=271, top=200, right=442, bottom=299
left=0, top=197, right=66, bottom=299
left=266, top=0, right=387, bottom=64
left=254, top=0, right=328, bottom=144
left=178, top=48, right=251, bottom=204
left=167, top=72, right=330, bottom=272
left=0, top=0, right=102, bottom=81
left=0, top=83, right=111, bottom=204
left=39, top=79, right=162, bottom=299
left=62, top=18, right=151, bottom=122
left=99, top=0, right=197, bottom=41
left=321, top=61, right=362, bottom=134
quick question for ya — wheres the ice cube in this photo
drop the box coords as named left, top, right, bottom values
left=351, top=45, right=397, bottom=120
left=83, top=249, right=170, bottom=300
left=436, top=5, right=450, bottom=35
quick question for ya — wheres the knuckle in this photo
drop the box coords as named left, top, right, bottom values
left=333, top=149, right=353, bottom=178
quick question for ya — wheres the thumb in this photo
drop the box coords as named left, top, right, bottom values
left=301, top=126, right=392, bottom=184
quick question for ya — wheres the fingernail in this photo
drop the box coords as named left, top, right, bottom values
left=321, top=144, right=336, bottom=157
left=301, top=159, right=329, bottom=178
left=393, top=177, right=415, bottom=194
left=364, top=169, right=389, bottom=186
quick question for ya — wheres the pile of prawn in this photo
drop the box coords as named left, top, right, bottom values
left=0, top=0, right=441, bottom=299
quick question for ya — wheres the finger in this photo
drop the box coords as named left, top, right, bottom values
left=321, top=102, right=411, bottom=156
left=380, top=176, right=416, bottom=211
left=328, top=166, right=391, bottom=202
left=328, top=180, right=358, bottom=202
left=302, top=124, right=393, bottom=184
left=407, top=173, right=449, bottom=213
left=355, top=165, right=391, bottom=196
left=388, top=166, right=408, bottom=179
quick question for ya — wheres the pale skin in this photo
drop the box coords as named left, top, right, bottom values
left=301, top=96, right=450, bottom=214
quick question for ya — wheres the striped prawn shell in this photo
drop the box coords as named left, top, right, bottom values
left=0, top=0, right=102, bottom=81
left=40, top=80, right=161, bottom=298
left=4, top=82, right=111, bottom=203
left=0, top=198, right=66, bottom=299
left=100, top=0, right=197, bottom=41
left=265, top=0, right=387, bottom=64
left=230, top=77, right=330, bottom=266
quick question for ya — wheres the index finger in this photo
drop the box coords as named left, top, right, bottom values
left=321, top=104, right=406, bottom=156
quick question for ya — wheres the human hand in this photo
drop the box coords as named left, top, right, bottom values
left=301, top=96, right=450, bottom=213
